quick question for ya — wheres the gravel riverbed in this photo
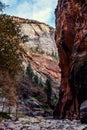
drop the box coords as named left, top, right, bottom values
left=0, top=116, right=87, bottom=130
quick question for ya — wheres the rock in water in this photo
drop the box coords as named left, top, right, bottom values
left=53, top=0, right=87, bottom=123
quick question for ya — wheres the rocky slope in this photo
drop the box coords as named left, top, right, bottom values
left=19, top=43, right=61, bottom=107
left=21, top=45, right=61, bottom=84
left=54, top=0, right=87, bottom=123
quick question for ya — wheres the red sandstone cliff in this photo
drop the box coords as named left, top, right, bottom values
left=54, top=0, right=87, bottom=121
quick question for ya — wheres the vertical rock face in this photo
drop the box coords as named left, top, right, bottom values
left=13, top=16, right=58, bottom=55
left=54, top=0, right=87, bottom=121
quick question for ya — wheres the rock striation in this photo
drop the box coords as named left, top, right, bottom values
left=20, top=43, right=61, bottom=106
left=13, top=16, right=61, bottom=101
left=53, top=0, right=87, bottom=122
left=13, top=16, right=58, bottom=55
left=12, top=16, right=61, bottom=112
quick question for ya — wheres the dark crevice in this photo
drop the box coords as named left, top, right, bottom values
left=75, top=61, right=87, bottom=123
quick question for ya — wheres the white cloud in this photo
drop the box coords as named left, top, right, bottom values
left=1, top=0, right=58, bottom=27
left=15, top=1, right=33, bottom=18
left=32, top=8, right=52, bottom=22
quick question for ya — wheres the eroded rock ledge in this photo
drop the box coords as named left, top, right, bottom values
left=53, top=0, right=87, bottom=122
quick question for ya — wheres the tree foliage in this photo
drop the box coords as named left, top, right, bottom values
left=45, top=78, right=52, bottom=105
left=26, top=64, right=43, bottom=87
left=0, top=1, right=5, bottom=12
left=0, top=14, right=23, bottom=116
left=0, top=70, right=17, bottom=113
left=0, top=1, right=8, bottom=13
left=26, top=64, right=34, bottom=79
left=34, top=74, right=39, bottom=85
left=0, top=14, right=22, bottom=75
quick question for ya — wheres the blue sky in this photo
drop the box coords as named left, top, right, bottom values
left=1, top=0, right=58, bottom=27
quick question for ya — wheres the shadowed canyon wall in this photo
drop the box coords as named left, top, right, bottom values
left=53, top=0, right=87, bottom=121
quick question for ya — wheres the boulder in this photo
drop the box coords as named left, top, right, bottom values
left=80, top=100, right=87, bottom=123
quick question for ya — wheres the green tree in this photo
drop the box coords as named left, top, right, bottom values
left=26, top=64, right=34, bottom=79
left=39, top=77, right=43, bottom=87
left=0, top=1, right=6, bottom=12
left=52, top=51, right=55, bottom=57
left=45, top=78, right=52, bottom=105
left=0, top=14, right=23, bottom=117
left=34, top=74, right=39, bottom=85
left=26, top=64, right=40, bottom=86
left=0, top=15, right=22, bottom=75
left=51, top=51, right=59, bottom=61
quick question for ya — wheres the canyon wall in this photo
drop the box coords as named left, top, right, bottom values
left=0, top=14, right=61, bottom=116
left=13, top=16, right=61, bottom=107
left=14, top=16, right=61, bottom=93
left=13, top=16, right=58, bottom=55
left=54, top=0, right=87, bottom=121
